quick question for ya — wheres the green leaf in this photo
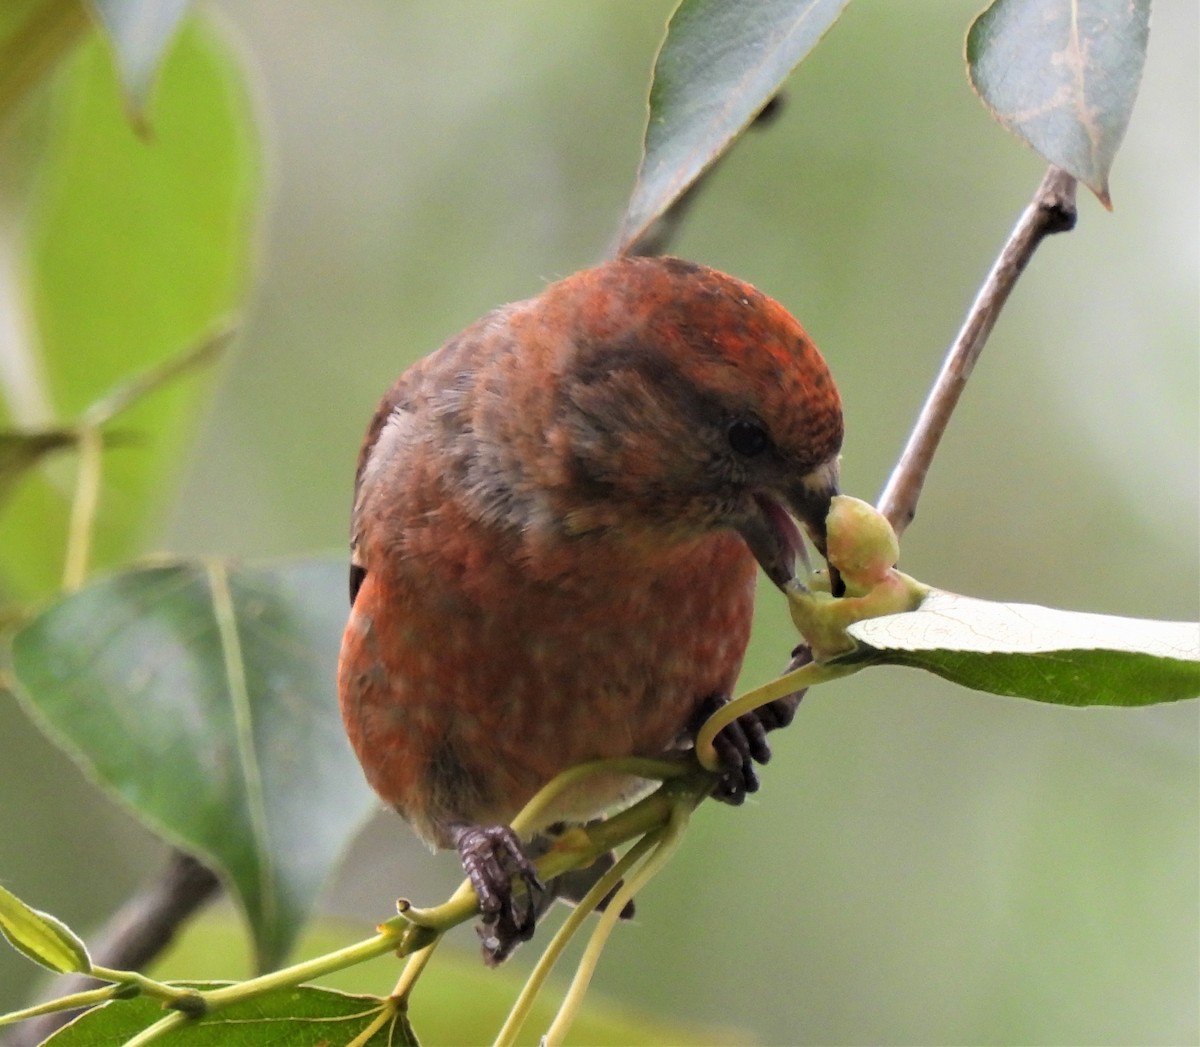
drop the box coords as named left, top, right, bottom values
left=847, top=589, right=1200, bottom=706
left=87, top=0, right=193, bottom=133
left=0, top=0, right=89, bottom=123
left=9, top=557, right=378, bottom=972
left=0, top=17, right=259, bottom=600
left=42, top=983, right=408, bottom=1046
left=616, top=0, right=850, bottom=253
left=0, top=883, right=91, bottom=975
left=966, top=0, right=1151, bottom=208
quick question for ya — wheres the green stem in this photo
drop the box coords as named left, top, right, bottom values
left=62, top=424, right=103, bottom=591
left=694, top=661, right=859, bottom=770
left=390, top=936, right=441, bottom=1001
left=122, top=1009, right=190, bottom=1046
left=344, top=998, right=403, bottom=1047
left=0, top=984, right=124, bottom=1026
left=198, top=927, right=407, bottom=1009
left=113, top=929, right=413, bottom=1045
left=83, top=329, right=234, bottom=429
left=509, top=755, right=687, bottom=837
left=542, top=799, right=694, bottom=1047
left=493, top=833, right=662, bottom=1047
left=89, top=967, right=204, bottom=1014
left=43, top=764, right=714, bottom=1044
left=396, top=772, right=707, bottom=935
left=390, top=880, right=478, bottom=932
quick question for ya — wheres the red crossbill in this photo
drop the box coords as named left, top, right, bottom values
left=338, top=256, right=843, bottom=962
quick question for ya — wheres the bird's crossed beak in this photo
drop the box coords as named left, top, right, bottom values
left=736, top=458, right=841, bottom=595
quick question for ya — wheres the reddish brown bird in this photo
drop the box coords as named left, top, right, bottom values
left=338, top=256, right=843, bottom=961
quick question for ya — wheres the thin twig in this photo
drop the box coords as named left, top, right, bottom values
left=8, top=850, right=220, bottom=1047
left=876, top=166, right=1078, bottom=536
left=60, top=425, right=103, bottom=592
left=493, top=837, right=654, bottom=1047
left=542, top=800, right=693, bottom=1047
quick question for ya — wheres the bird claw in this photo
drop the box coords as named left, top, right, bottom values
left=703, top=700, right=763, bottom=805
left=451, top=824, right=545, bottom=966
left=694, top=645, right=812, bottom=805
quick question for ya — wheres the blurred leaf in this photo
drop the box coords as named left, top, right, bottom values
left=966, top=0, right=1151, bottom=208
left=9, top=557, right=377, bottom=972
left=43, top=983, right=406, bottom=1045
left=0, top=18, right=259, bottom=600
left=617, top=0, right=850, bottom=253
left=0, top=0, right=89, bottom=124
left=87, top=0, right=192, bottom=132
left=847, top=589, right=1200, bottom=706
left=0, top=884, right=91, bottom=975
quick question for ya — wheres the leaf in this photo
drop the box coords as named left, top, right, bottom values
left=0, top=0, right=89, bottom=123
left=42, top=983, right=410, bottom=1046
left=87, top=0, right=193, bottom=133
left=966, top=0, right=1151, bottom=208
left=846, top=589, right=1200, bottom=707
left=0, top=884, right=91, bottom=975
left=616, top=0, right=850, bottom=253
left=8, top=557, right=379, bottom=972
left=0, top=18, right=259, bottom=601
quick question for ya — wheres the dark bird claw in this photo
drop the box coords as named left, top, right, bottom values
left=451, top=824, right=545, bottom=966
left=692, top=647, right=812, bottom=804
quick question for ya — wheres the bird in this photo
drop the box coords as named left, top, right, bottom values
left=338, top=255, right=843, bottom=962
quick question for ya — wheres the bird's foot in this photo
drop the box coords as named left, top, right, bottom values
left=450, top=824, right=545, bottom=966
left=693, top=645, right=812, bottom=805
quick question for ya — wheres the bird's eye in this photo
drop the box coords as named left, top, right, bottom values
left=727, top=419, right=770, bottom=457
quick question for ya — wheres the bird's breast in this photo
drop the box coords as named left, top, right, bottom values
left=339, top=503, right=758, bottom=843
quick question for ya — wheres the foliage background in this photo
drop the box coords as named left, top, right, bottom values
left=1, top=1, right=1196, bottom=1044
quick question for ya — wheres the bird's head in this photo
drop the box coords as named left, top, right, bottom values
left=541, top=256, right=844, bottom=592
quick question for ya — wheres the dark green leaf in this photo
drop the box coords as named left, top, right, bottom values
left=967, top=0, right=1151, bottom=208
left=0, top=884, right=91, bottom=975
left=847, top=590, right=1200, bottom=706
left=88, top=0, right=193, bottom=132
left=43, top=983, right=408, bottom=1046
left=9, top=557, right=378, bottom=972
left=617, top=0, right=850, bottom=252
left=0, top=18, right=259, bottom=600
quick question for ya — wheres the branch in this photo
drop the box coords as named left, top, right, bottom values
left=9, top=850, right=220, bottom=1047
left=876, top=166, right=1078, bottom=536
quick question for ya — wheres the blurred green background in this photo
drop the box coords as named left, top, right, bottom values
left=2, top=2, right=1197, bottom=1044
